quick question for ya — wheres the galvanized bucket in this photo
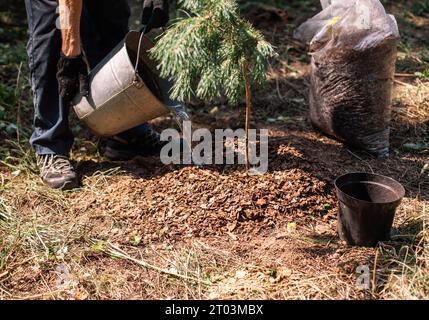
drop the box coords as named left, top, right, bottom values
left=72, top=31, right=172, bottom=137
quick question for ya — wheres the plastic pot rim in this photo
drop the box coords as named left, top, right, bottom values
left=334, top=172, right=406, bottom=206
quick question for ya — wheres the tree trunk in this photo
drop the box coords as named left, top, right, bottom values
left=241, top=59, right=251, bottom=170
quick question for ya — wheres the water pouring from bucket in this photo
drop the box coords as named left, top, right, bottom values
left=334, top=172, right=405, bottom=247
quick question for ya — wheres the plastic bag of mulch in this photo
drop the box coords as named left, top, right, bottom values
left=294, top=0, right=400, bottom=157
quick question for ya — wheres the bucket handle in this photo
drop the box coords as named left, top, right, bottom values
left=134, top=26, right=166, bottom=76
left=133, top=26, right=167, bottom=88
left=133, top=26, right=148, bottom=77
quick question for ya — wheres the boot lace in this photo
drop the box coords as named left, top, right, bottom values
left=37, top=155, right=75, bottom=175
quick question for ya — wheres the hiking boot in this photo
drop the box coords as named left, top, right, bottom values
left=36, top=154, right=79, bottom=190
left=103, top=127, right=169, bottom=161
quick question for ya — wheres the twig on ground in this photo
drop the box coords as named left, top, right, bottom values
left=394, top=79, right=414, bottom=87
left=0, top=211, right=11, bottom=221
left=91, top=239, right=211, bottom=286
left=9, top=255, right=37, bottom=269
left=283, top=79, right=308, bottom=98
left=33, top=222, right=50, bottom=258
left=395, top=73, right=417, bottom=78
left=16, top=289, right=67, bottom=300
left=275, top=76, right=285, bottom=101
left=0, top=285, right=11, bottom=296
left=40, top=273, right=56, bottom=300
left=346, top=149, right=374, bottom=173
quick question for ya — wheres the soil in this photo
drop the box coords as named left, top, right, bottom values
left=310, top=35, right=399, bottom=157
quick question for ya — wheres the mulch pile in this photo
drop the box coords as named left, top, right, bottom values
left=74, top=155, right=336, bottom=245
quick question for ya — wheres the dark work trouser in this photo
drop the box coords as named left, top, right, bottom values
left=25, top=0, right=150, bottom=156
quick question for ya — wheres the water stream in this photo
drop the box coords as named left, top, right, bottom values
left=166, top=104, right=191, bottom=132
left=166, top=104, right=198, bottom=167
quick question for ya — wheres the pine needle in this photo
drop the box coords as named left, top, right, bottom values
left=151, top=0, right=277, bottom=105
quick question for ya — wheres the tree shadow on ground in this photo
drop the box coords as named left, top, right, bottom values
left=76, top=115, right=428, bottom=201
left=295, top=244, right=338, bottom=258
left=391, top=217, right=424, bottom=244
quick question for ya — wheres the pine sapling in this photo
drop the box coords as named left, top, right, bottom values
left=150, top=0, right=277, bottom=168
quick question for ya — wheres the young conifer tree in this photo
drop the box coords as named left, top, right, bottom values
left=151, top=0, right=277, bottom=168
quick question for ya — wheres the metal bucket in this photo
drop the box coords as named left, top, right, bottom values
left=72, top=31, right=172, bottom=137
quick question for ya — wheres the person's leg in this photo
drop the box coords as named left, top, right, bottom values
left=25, top=0, right=74, bottom=156
left=25, top=0, right=78, bottom=190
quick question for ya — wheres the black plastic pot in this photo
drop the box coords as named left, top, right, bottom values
left=334, top=172, right=405, bottom=247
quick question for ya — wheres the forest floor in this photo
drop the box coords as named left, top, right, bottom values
left=0, top=0, right=428, bottom=300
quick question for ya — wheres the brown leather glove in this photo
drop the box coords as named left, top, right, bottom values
left=141, top=0, right=169, bottom=33
left=56, top=53, right=89, bottom=102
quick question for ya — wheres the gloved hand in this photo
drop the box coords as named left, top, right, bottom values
left=56, top=53, right=89, bottom=102
left=141, top=0, right=169, bottom=33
